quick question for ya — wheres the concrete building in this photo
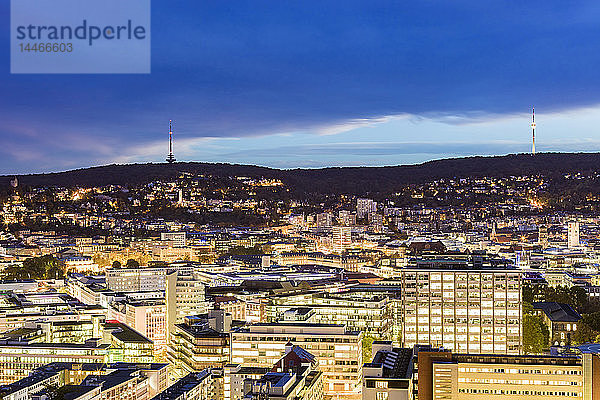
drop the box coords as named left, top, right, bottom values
left=224, top=364, right=271, bottom=400
left=398, top=253, right=522, bottom=354
left=0, top=362, right=168, bottom=400
left=109, top=299, right=167, bottom=357
left=0, top=321, right=156, bottom=384
left=161, top=232, right=187, bottom=247
left=167, top=311, right=232, bottom=378
left=243, top=344, right=324, bottom=400
left=106, top=266, right=169, bottom=292
left=103, top=321, right=155, bottom=364
left=231, top=322, right=363, bottom=400
left=332, top=226, right=352, bottom=254
left=357, top=199, right=377, bottom=220
left=150, top=369, right=217, bottom=400
left=568, top=221, right=580, bottom=248
left=317, top=213, right=333, bottom=230
left=266, top=291, right=394, bottom=340
left=165, top=269, right=208, bottom=344
left=418, top=348, right=600, bottom=400
left=363, top=341, right=414, bottom=400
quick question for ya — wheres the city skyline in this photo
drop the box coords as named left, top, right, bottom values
left=4, top=1, right=600, bottom=173
left=4, top=2, right=600, bottom=399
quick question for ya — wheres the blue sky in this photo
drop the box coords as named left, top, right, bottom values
left=3, top=1, right=600, bottom=173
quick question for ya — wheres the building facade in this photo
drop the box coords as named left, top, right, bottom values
left=419, top=350, right=600, bottom=400
left=398, top=254, right=522, bottom=354
left=231, top=322, right=362, bottom=400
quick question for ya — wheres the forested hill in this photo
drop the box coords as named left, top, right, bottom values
left=2, top=153, right=600, bottom=195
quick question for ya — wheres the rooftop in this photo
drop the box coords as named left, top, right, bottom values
left=532, top=302, right=582, bottom=322
left=150, top=370, right=212, bottom=400
left=365, top=347, right=414, bottom=379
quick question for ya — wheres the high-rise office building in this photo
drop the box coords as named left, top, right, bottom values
left=161, top=232, right=187, bottom=247
left=317, top=213, right=333, bottom=229
left=398, top=253, right=522, bottom=355
left=338, top=210, right=355, bottom=226
left=538, top=224, right=549, bottom=248
left=109, top=299, right=167, bottom=357
left=166, top=269, right=208, bottom=344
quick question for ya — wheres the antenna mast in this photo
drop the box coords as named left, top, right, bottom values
left=531, top=107, right=536, bottom=155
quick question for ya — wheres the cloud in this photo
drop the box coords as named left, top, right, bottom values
left=2, top=1, right=600, bottom=172
left=314, top=115, right=409, bottom=135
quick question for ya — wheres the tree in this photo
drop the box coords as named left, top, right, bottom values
left=582, top=312, right=600, bottom=332
left=125, top=259, right=140, bottom=268
left=527, top=285, right=590, bottom=313
left=523, top=303, right=549, bottom=354
left=111, top=260, right=122, bottom=268
left=573, top=322, right=599, bottom=345
left=362, top=335, right=376, bottom=362
left=3, top=255, right=65, bottom=280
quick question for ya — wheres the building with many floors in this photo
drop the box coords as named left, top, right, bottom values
left=418, top=348, right=600, bottom=400
left=398, top=252, right=522, bottom=354
left=231, top=322, right=362, bottom=400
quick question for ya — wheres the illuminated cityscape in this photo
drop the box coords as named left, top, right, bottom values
left=1, top=155, right=600, bottom=398
left=5, top=1, right=600, bottom=399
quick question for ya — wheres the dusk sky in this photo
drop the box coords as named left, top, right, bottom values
left=3, top=1, right=600, bottom=173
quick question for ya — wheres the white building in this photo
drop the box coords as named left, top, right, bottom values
left=332, top=226, right=352, bottom=254
left=568, top=221, right=580, bottom=248
left=166, top=269, right=208, bottom=344
left=231, top=322, right=363, bottom=400
left=161, top=231, right=187, bottom=247
left=398, top=254, right=522, bottom=355
left=357, top=198, right=377, bottom=219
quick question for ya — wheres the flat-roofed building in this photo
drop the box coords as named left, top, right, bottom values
left=109, top=299, right=167, bottom=357
left=231, top=322, right=362, bottom=400
left=0, top=340, right=109, bottom=385
left=362, top=341, right=414, bottom=400
left=332, top=226, right=352, bottom=254
left=418, top=348, right=600, bottom=400
left=243, top=344, right=324, bottom=400
left=165, top=270, right=208, bottom=344
left=167, top=312, right=231, bottom=378
left=161, top=232, right=187, bottom=248
left=224, top=364, right=270, bottom=400
left=0, top=321, right=155, bottom=384
left=398, top=253, right=522, bottom=354
left=150, top=369, right=216, bottom=400
left=266, top=291, right=394, bottom=341
left=103, top=321, right=154, bottom=364
left=0, top=362, right=169, bottom=400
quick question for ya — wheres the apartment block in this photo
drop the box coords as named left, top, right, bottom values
left=167, top=312, right=231, bottom=378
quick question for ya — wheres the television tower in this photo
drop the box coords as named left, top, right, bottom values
left=166, top=120, right=176, bottom=163
left=531, top=106, right=536, bottom=155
